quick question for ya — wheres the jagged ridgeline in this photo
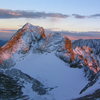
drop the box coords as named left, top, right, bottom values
left=0, top=23, right=100, bottom=100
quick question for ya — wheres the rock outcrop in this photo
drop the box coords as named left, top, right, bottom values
left=0, top=68, right=50, bottom=100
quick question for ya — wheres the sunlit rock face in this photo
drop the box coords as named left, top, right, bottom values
left=73, top=39, right=100, bottom=74
left=73, top=46, right=100, bottom=73
left=0, top=23, right=46, bottom=67
left=56, top=38, right=100, bottom=74
left=64, top=37, right=75, bottom=61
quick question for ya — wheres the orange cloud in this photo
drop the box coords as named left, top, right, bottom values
left=0, top=30, right=13, bottom=33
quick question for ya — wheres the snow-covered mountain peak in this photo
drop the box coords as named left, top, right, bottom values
left=22, top=23, right=40, bottom=31
left=0, top=24, right=100, bottom=100
left=21, top=23, right=46, bottom=39
left=23, top=23, right=33, bottom=29
left=0, top=23, right=47, bottom=64
left=3, top=23, right=46, bottom=46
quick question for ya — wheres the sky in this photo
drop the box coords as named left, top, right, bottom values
left=0, top=0, right=100, bottom=40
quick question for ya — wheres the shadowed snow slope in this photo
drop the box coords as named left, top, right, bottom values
left=15, top=52, right=87, bottom=100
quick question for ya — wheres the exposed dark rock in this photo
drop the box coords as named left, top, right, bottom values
left=74, top=89, right=100, bottom=100
left=0, top=67, right=51, bottom=100
left=32, top=80, right=47, bottom=95
left=0, top=73, right=23, bottom=99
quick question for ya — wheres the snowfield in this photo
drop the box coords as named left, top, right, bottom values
left=15, top=51, right=88, bottom=100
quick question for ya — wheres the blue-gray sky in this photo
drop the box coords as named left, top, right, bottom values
left=0, top=0, right=100, bottom=15
left=0, top=0, right=100, bottom=32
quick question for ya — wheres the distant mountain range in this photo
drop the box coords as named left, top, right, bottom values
left=0, top=23, right=100, bottom=100
left=0, top=40, right=7, bottom=46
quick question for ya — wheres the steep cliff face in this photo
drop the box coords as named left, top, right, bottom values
left=72, top=39, right=100, bottom=75
left=1, top=23, right=46, bottom=53
left=64, top=37, right=75, bottom=61
left=57, top=38, right=100, bottom=74
left=73, top=39, right=100, bottom=57
left=0, top=23, right=46, bottom=66
left=73, top=46, right=100, bottom=73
